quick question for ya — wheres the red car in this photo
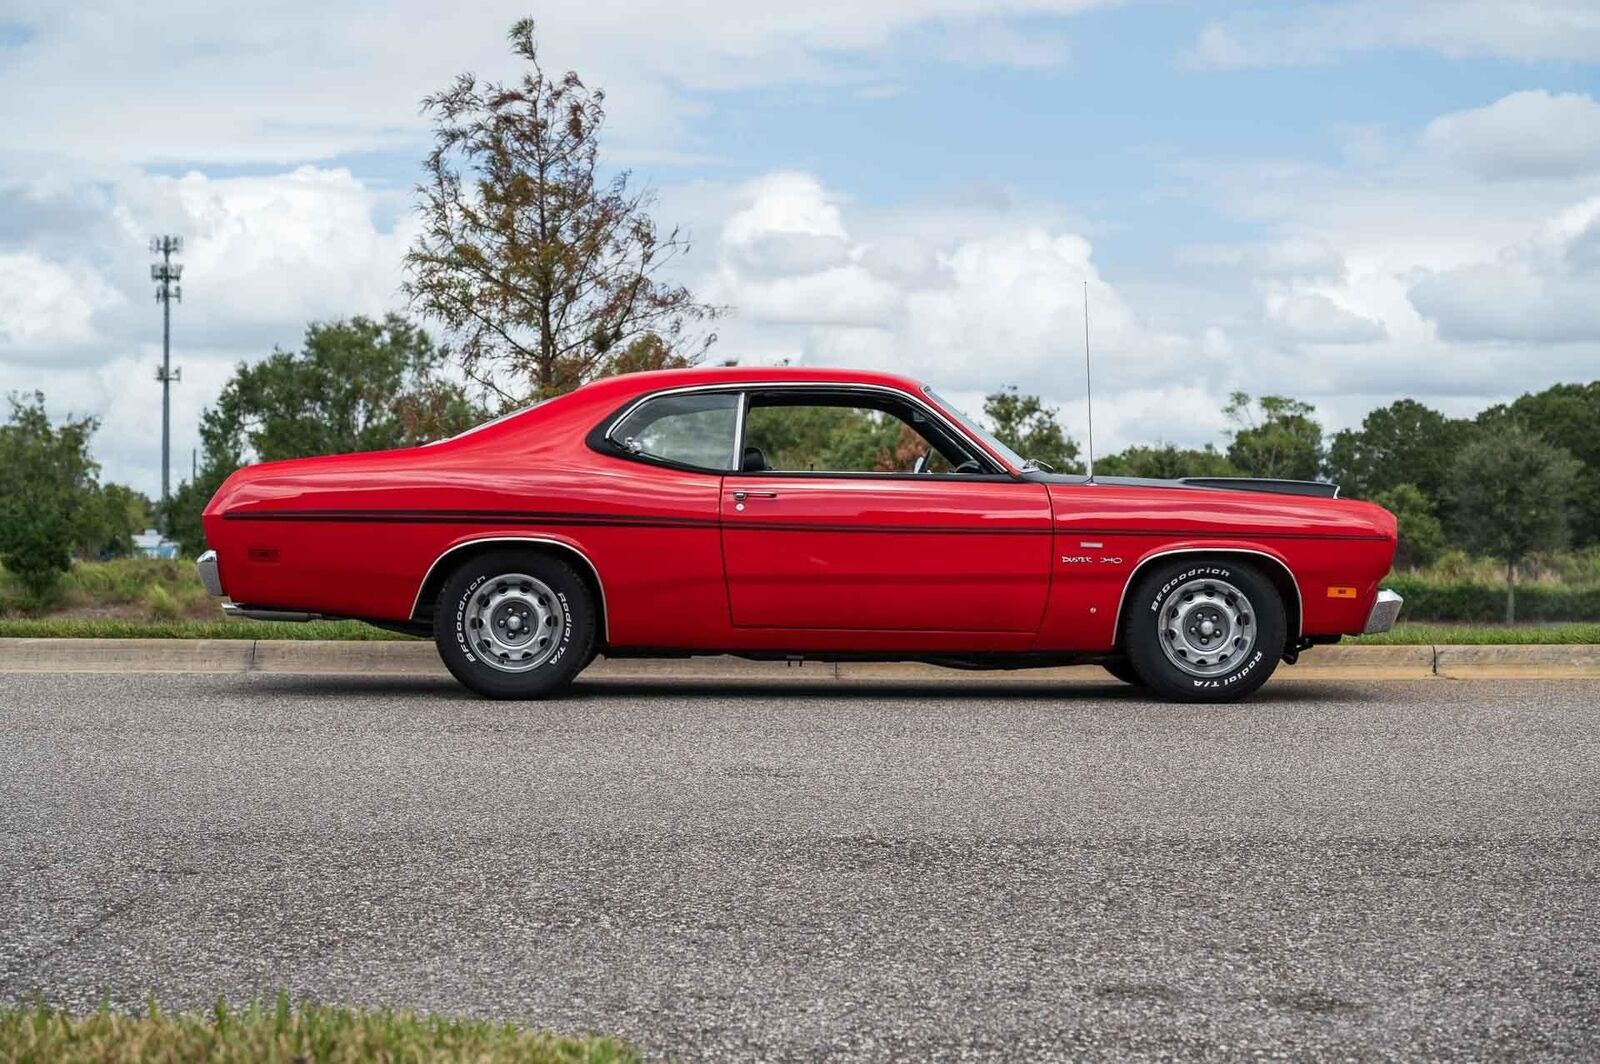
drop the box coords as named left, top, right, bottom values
left=196, top=366, right=1401, bottom=702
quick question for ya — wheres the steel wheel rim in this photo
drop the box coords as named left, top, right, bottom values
left=463, top=573, right=565, bottom=673
left=1157, top=576, right=1256, bottom=679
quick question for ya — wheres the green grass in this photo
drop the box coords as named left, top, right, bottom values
left=0, top=997, right=637, bottom=1063
left=1351, top=622, right=1600, bottom=645
left=0, top=618, right=415, bottom=640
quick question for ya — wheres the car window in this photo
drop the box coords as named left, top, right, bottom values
left=743, top=395, right=975, bottom=474
left=610, top=392, right=740, bottom=471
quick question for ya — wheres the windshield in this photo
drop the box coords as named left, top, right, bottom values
left=923, top=386, right=1028, bottom=470
left=425, top=398, right=551, bottom=446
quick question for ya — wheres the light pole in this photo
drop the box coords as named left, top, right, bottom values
left=150, top=235, right=183, bottom=517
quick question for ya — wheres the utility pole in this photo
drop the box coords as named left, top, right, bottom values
left=150, top=235, right=183, bottom=516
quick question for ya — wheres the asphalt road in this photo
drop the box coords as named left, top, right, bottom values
left=2, top=672, right=1597, bottom=1062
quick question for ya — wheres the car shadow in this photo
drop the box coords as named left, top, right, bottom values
left=235, top=671, right=1376, bottom=705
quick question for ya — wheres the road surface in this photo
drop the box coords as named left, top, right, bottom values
left=2, top=672, right=1597, bottom=1060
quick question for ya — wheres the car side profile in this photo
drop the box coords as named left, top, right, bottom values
left=196, top=366, right=1401, bottom=702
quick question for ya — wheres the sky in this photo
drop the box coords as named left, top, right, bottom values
left=1, top=0, right=1598, bottom=496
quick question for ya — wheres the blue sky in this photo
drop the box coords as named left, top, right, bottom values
left=0, top=0, right=1598, bottom=494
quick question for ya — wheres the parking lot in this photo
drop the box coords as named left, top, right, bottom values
left=3, top=672, right=1597, bottom=1060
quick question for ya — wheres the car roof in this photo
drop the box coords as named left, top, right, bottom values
left=577, top=364, right=929, bottom=401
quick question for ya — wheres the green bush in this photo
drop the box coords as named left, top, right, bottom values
left=1386, top=574, right=1600, bottom=621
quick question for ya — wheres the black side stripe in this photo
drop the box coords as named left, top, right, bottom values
left=222, top=508, right=1387, bottom=541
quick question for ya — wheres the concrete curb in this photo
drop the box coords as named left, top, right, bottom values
left=0, top=638, right=1596, bottom=681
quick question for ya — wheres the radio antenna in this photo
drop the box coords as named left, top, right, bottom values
left=1082, top=279, right=1096, bottom=482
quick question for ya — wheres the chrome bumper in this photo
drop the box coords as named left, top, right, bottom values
left=196, top=550, right=223, bottom=597
left=1363, top=588, right=1403, bottom=634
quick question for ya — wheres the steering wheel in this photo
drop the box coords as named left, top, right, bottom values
left=954, top=459, right=981, bottom=474
left=912, top=451, right=931, bottom=475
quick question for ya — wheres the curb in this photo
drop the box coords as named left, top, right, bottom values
left=0, top=639, right=1596, bottom=681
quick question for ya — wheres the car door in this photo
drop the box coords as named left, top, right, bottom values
left=719, top=387, right=1053, bottom=632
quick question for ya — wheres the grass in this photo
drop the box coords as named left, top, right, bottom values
left=1350, top=622, right=1600, bottom=645
left=0, top=617, right=414, bottom=640
left=0, top=997, right=638, bottom=1063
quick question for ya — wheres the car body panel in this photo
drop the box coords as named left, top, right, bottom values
left=719, top=475, right=1053, bottom=631
left=202, top=366, right=1399, bottom=659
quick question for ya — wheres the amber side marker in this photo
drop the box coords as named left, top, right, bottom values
left=1327, top=586, right=1359, bottom=599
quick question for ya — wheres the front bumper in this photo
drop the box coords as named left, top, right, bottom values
left=1363, top=588, right=1403, bottom=634
left=196, top=550, right=223, bottom=597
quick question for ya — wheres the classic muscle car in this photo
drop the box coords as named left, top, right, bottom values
left=195, top=366, right=1402, bottom=702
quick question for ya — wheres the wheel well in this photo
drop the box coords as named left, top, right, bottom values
left=411, top=539, right=609, bottom=644
left=1114, top=550, right=1302, bottom=650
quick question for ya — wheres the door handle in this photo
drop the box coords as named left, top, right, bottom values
left=732, top=491, right=778, bottom=501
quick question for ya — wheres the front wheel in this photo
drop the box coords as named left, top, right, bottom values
left=433, top=550, right=596, bottom=700
left=1123, top=558, right=1285, bottom=703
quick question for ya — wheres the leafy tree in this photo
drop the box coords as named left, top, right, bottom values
left=1094, top=443, right=1237, bottom=479
left=1370, top=483, right=1446, bottom=570
left=0, top=393, right=102, bottom=599
left=405, top=19, right=719, bottom=406
left=1223, top=392, right=1323, bottom=481
left=1449, top=425, right=1580, bottom=622
left=1478, top=382, right=1600, bottom=547
left=1323, top=399, right=1467, bottom=501
left=744, top=405, right=903, bottom=472
left=983, top=388, right=1082, bottom=473
left=164, top=316, right=484, bottom=556
left=78, top=483, right=152, bottom=558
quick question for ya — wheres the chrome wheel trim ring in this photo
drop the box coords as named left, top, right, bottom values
left=1157, top=576, right=1256, bottom=679
left=462, top=573, right=565, bottom=673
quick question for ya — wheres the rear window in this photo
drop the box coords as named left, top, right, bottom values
left=610, top=392, right=740, bottom=472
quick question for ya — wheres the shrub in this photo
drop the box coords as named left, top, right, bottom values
left=1386, top=574, right=1600, bottom=622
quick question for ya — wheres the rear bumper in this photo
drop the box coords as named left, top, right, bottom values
left=196, top=550, right=223, bottom=597
left=1363, top=588, right=1403, bottom=634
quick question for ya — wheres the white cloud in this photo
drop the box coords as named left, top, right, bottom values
left=0, top=251, right=122, bottom=360
left=0, top=1, right=1115, bottom=168
left=1184, top=1, right=1600, bottom=69
left=0, top=165, right=414, bottom=495
left=1267, top=292, right=1388, bottom=344
left=1408, top=198, right=1600, bottom=343
left=1425, top=91, right=1600, bottom=179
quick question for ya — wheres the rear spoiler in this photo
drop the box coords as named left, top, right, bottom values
left=1176, top=477, right=1339, bottom=499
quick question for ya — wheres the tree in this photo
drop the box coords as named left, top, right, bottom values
left=983, top=389, right=1082, bottom=473
left=1224, top=392, right=1323, bottom=481
left=1449, top=425, right=1580, bottom=622
left=1478, top=382, right=1600, bottom=547
left=78, top=483, right=152, bottom=559
left=0, top=393, right=102, bottom=599
left=405, top=19, right=719, bottom=406
left=1094, top=443, right=1237, bottom=479
left=1370, top=483, right=1446, bottom=570
left=1323, top=399, right=1466, bottom=501
left=164, top=316, right=484, bottom=556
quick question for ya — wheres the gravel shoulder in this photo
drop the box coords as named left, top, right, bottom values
left=2, top=673, right=1597, bottom=1061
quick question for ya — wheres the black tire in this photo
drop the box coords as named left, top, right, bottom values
left=1101, top=658, right=1144, bottom=686
left=433, top=550, right=596, bottom=700
left=1124, top=557, right=1285, bottom=703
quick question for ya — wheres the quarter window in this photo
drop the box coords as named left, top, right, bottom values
left=609, top=392, right=740, bottom=471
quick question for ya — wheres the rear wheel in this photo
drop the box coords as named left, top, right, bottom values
left=433, top=550, right=596, bottom=700
left=1124, top=557, right=1285, bottom=703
